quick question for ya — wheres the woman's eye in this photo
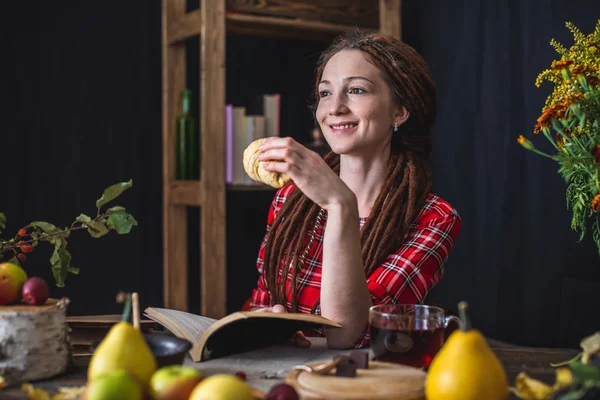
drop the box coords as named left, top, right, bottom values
left=349, top=87, right=366, bottom=94
left=319, top=90, right=331, bottom=97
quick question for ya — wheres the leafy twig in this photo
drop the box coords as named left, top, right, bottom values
left=0, top=180, right=138, bottom=287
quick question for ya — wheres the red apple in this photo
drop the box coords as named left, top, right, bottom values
left=21, top=277, right=49, bottom=305
left=149, top=365, right=204, bottom=400
left=0, top=262, right=28, bottom=305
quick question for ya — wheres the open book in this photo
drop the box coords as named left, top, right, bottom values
left=143, top=307, right=342, bottom=362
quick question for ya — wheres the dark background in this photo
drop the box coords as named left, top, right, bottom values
left=2, top=0, right=600, bottom=349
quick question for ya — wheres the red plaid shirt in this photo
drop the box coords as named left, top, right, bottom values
left=250, top=184, right=461, bottom=347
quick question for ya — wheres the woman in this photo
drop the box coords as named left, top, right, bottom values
left=249, top=30, right=462, bottom=349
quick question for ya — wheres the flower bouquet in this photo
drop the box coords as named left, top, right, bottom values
left=518, top=20, right=600, bottom=254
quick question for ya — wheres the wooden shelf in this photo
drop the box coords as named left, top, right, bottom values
left=169, top=180, right=204, bottom=206
left=225, top=0, right=378, bottom=29
left=225, top=13, right=374, bottom=42
left=167, top=10, right=376, bottom=44
left=162, top=0, right=402, bottom=319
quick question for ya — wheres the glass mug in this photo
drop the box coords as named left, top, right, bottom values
left=369, top=304, right=461, bottom=369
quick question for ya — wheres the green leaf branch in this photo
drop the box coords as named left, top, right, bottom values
left=0, top=180, right=138, bottom=287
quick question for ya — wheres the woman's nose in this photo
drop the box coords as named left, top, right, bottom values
left=329, top=92, right=349, bottom=115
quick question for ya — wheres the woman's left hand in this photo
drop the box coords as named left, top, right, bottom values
left=259, top=137, right=352, bottom=210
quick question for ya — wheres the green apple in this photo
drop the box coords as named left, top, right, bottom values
left=84, top=369, right=142, bottom=400
left=150, top=365, right=204, bottom=400
left=0, top=262, right=28, bottom=306
left=188, top=374, right=254, bottom=400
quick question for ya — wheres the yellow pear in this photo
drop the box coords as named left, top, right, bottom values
left=425, top=301, right=508, bottom=400
left=188, top=374, right=254, bottom=400
left=88, top=295, right=157, bottom=389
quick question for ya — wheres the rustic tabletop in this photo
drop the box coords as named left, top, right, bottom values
left=1, top=338, right=580, bottom=399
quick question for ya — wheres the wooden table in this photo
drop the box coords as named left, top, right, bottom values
left=1, top=338, right=579, bottom=399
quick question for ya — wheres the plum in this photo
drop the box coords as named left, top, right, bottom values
left=21, top=277, right=49, bottom=305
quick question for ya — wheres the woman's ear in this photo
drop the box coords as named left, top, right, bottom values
left=394, top=106, right=410, bottom=127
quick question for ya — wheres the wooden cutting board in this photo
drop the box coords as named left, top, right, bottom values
left=286, top=360, right=426, bottom=400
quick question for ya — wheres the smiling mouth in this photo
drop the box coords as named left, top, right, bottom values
left=330, top=123, right=358, bottom=131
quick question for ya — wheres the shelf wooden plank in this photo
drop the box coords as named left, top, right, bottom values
left=226, top=12, right=371, bottom=41
left=169, top=180, right=204, bottom=206
left=167, top=10, right=375, bottom=44
left=167, top=9, right=201, bottom=44
left=226, top=0, right=379, bottom=29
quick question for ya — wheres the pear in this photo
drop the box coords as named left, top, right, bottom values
left=188, top=374, right=254, bottom=400
left=88, top=294, right=157, bottom=390
left=84, top=369, right=142, bottom=400
left=425, top=301, right=509, bottom=400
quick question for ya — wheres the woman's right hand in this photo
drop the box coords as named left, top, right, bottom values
left=251, top=304, right=312, bottom=348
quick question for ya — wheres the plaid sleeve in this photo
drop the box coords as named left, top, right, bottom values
left=249, top=185, right=295, bottom=309
left=353, top=210, right=462, bottom=348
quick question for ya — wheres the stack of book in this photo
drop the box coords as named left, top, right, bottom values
left=225, top=93, right=281, bottom=185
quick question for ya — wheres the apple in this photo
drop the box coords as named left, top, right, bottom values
left=150, top=365, right=204, bottom=400
left=188, top=374, right=254, bottom=400
left=84, top=369, right=142, bottom=400
left=0, top=262, right=28, bottom=305
left=21, top=277, right=50, bottom=305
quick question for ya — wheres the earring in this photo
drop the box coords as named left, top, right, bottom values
left=393, top=122, right=399, bottom=132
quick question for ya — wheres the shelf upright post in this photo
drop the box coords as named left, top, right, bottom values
left=379, top=0, right=402, bottom=40
left=162, top=0, right=189, bottom=312
left=199, top=0, right=227, bottom=318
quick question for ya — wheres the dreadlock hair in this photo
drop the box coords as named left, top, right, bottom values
left=263, top=30, right=438, bottom=312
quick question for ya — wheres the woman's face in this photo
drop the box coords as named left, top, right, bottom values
left=316, top=49, right=405, bottom=156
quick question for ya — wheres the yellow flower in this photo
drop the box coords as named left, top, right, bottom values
left=571, top=64, right=596, bottom=76
left=534, top=20, right=600, bottom=114
left=552, top=59, right=574, bottom=71
left=592, top=194, right=600, bottom=213
left=517, top=135, right=534, bottom=150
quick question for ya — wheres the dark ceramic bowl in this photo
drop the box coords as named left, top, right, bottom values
left=90, top=332, right=193, bottom=368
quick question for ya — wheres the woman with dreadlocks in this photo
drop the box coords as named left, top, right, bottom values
left=249, top=30, right=462, bottom=349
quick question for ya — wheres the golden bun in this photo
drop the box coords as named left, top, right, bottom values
left=242, top=138, right=291, bottom=189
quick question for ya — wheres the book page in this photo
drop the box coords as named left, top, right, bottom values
left=144, top=307, right=218, bottom=344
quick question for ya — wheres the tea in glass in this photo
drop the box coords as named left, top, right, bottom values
left=369, top=304, right=460, bottom=369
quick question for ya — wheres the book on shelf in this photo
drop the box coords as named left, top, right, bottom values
left=231, top=106, right=246, bottom=185
left=143, top=307, right=341, bottom=362
left=225, top=93, right=281, bottom=185
left=243, top=115, right=266, bottom=184
left=225, top=104, right=234, bottom=184
left=263, top=93, right=281, bottom=138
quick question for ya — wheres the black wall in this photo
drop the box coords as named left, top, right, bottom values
left=3, top=1, right=600, bottom=348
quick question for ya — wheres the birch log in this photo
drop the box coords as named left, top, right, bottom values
left=0, top=298, right=71, bottom=386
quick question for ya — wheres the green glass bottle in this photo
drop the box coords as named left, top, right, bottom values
left=175, top=89, right=198, bottom=180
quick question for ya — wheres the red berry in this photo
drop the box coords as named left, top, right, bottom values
left=234, top=371, right=247, bottom=380
left=17, top=228, right=27, bottom=237
left=17, top=254, right=27, bottom=263
left=20, top=244, right=33, bottom=254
